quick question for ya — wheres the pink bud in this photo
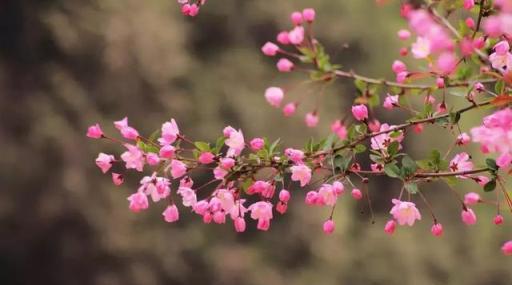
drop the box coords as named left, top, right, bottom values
left=351, top=104, right=368, bottom=121
left=290, top=11, right=303, bottom=25
left=497, top=152, right=512, bottom=168
left=436, top=77, right=445, bottom=88
left=159, top=145, right=175, bottom=159
left=473, top=37, right=485, bottom=49
left=96, top=153, right=115, bottom=173
left=87, top=123, right=103, bottom=139
left=456, top=133, right=471, bottom=145
left=112, top=173, right=124, bottom=186
left=288, top=26, right=304, bottom=45
left=351, top=188, right=363, bottom=200
left=120, top=126, right=139, bottom=140
left=465, top=17, right=475, bottom=29
left=234, top=217, right=246, bottom=232
left=323, top=219, right=335, bottom=234
left=397, top=29, right=411, bottom=40
left=463, top=0, right=475, bottom=10
left=302, top=8, right=315, bottom=22
left=198, top=152, right=215, bottom=164
left=276, top=31, right=290, bottom=45
left=413, top=123, right=424, bottom=134
left=213, top=211, right=226, bottom=224
left=305, top=112, right=319, bottom=127
left=476, top=175, right=490, bottom=186
left=146, top=152, right=160, bottom=166
left=461, top=208, right=477, bottom=225
left=261, top=42, right=279, bottom=56
left=396, top=71, right=408, bottom=83
left=163, top=205, right=179, bottom=222
left=257, top=218, right=271, bottom=231
left=220, top=157, right=235, bottom=169
left=494, top=214, right=504, bottom=225
left=187, top=4, right=199, bottom=17
left=431, top=223, right=443, bottom=237
left=128, top=192, right=149, bottom=212
left=368, top=119, right=381, bottom=132
left=392, top=60, right=407, bottom=74
left=384, top=220, right=396, bottom=235
left=282, top=102, right=297, bottom=117
left=436, top=52, right=457, bottom=75
left=502, top=240, right=512, bottom=256
left=305, top=191, right=318, bottom=205
left=276, top=201, right=288, bottom=214
left=203, top=212, right=213, bottom=224
left=276, top=58, right=294, bottom=72
left=265, top=87, right=284, bottom=107
left=250, top=138, right=265, bottom=151
left=399, top=47, right=408, bottom=56
left=279, top=189, right=291, bottom=202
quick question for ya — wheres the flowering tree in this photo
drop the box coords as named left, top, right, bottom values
left=88, top=0, right=512, bottom=255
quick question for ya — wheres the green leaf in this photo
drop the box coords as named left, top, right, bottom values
left=194, top=141, right=210, bottom=152
left=486, top=158, right=498, bottom=171
left=495, top=80, right=505, bottom=94
left=213, top=137, right=226, bottom=154
left=268, top=138, right=281, bottom=155
left=401, top=155, right=417, bottom=177
left=387, top=141, right=400, bottom=156
left=384, top=163, right=401, bottom=178
left=354, top=144, right=367, bottom=154
left=334, top=154, right=352, bottom=172
left=354, top=79, right=367, bottom=93
left=405, top=182, right=419, bottom=194
left=484, top=180, right=497, bottom=192
left=321, top=134, right=336, bottom=151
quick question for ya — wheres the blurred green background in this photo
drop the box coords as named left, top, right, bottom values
left=1, top=0, right=511, bottom=284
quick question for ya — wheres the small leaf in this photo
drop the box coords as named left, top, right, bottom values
left=354, top=144, right=367, bottom=154
left=405, top=182, right=419, bottom=194
left=484, top=180, right=497, bottom=192
left=384, top=163, right=401, bottom=178
left=194, top=141, right=210, bottom=152
left=486, top=158, right=498, bottom=171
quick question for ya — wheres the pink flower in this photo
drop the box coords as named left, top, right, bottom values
left=305, top=112, right=319, bottom=127
left=461, top=208, right=477, bottom=225
left=213, top=211, right=226, bottom=224
left=177, top=186, right=197, bottom=207
left=351, top=104, right=368, bottom=121
left=456, top=133, right=471, bottom=145
left=317, top=184, right=338, bottom=206
left=250, top=138, right=265, bottom=151
left=332, top=181, right=344, bottom=195
left=436, top=52, right=457, bottom=75
left=234, top=217, right=246, bottom=232
left=121, top=144, right=145, bottom=172
left=163, top=205, right=179, bottom=223
left=112, top=173, right=124, bottom=186
left=193, top=200, right=209, bottom=215
left=159, top=119, right=180, bottom=146
left=411, top=37, right=431, bottom=58
left=279, top=189, right=291, bottom=202
left=159, top=145, right=175, bottom=159
left=288, top=26, right=304, bottom=45
left=114, top=117, right=139, bottom=140
left=436, top=77, right=445, bottom=88
left=331, top=120, right=348, bottom=140
left=170, top=159, right=187, bottom=178
left=351, top=188, right=363, bottom=200
left=277, top=31, right=290, bottom=45
left=290, top=11, right=303, bottom=25
left=290, top=164, right=312, bottom=187
left=464, top=192, right=481, bottom=206
left=502, top=241, right=512, bottom=256
left=198, top=152, right=215, bottom=164
left=370, top=124, right=404, bottom=151
left=282, top=102, right=297, bottom=116
left=383, top=94, right=399, bottom=110
left=225, top=128, right=245, bottom=157
left=495, top=41, right=510, bottom=55
left=389, top=199, right=422, bottom=226
left=494, top=214, right=504, bottom=225
left=264, top=86, right=284, bottom=107
left=223, top=126, right=236, bottom=137
left=384, top=220, right=396, bottom=235
left=248, top=201, right=273, bottom=230
left=95, top=153, right=114, bottom=173
left=87, top=123, right=103, bottom=139
left=397, top=29, right=411, bottom=40
left=247, top=180, right=272, bottom=196
left=276, top=58, right=294, bottom=72
left=146, top=152, right=160, bottom=166
left=302, top=8, right=316, bottom=22
left=449, top=152, right=473, bottom=176
left=323, top=220, right=335, bottom=234
left=261, top=42, right=279, bottom=56
left=471, top=108, right=512, bottom=156
left=127, top=192, right=149, bottom=212
left=497, top=152, right=512, bottom=168
left=431, top=223, right=443, bottom=237
left=285, top=148, right=305, bottom=163
left=305, top=191, right=318, bottom=205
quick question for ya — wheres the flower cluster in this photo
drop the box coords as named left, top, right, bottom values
left=93, top=1, right=512, bottom=255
